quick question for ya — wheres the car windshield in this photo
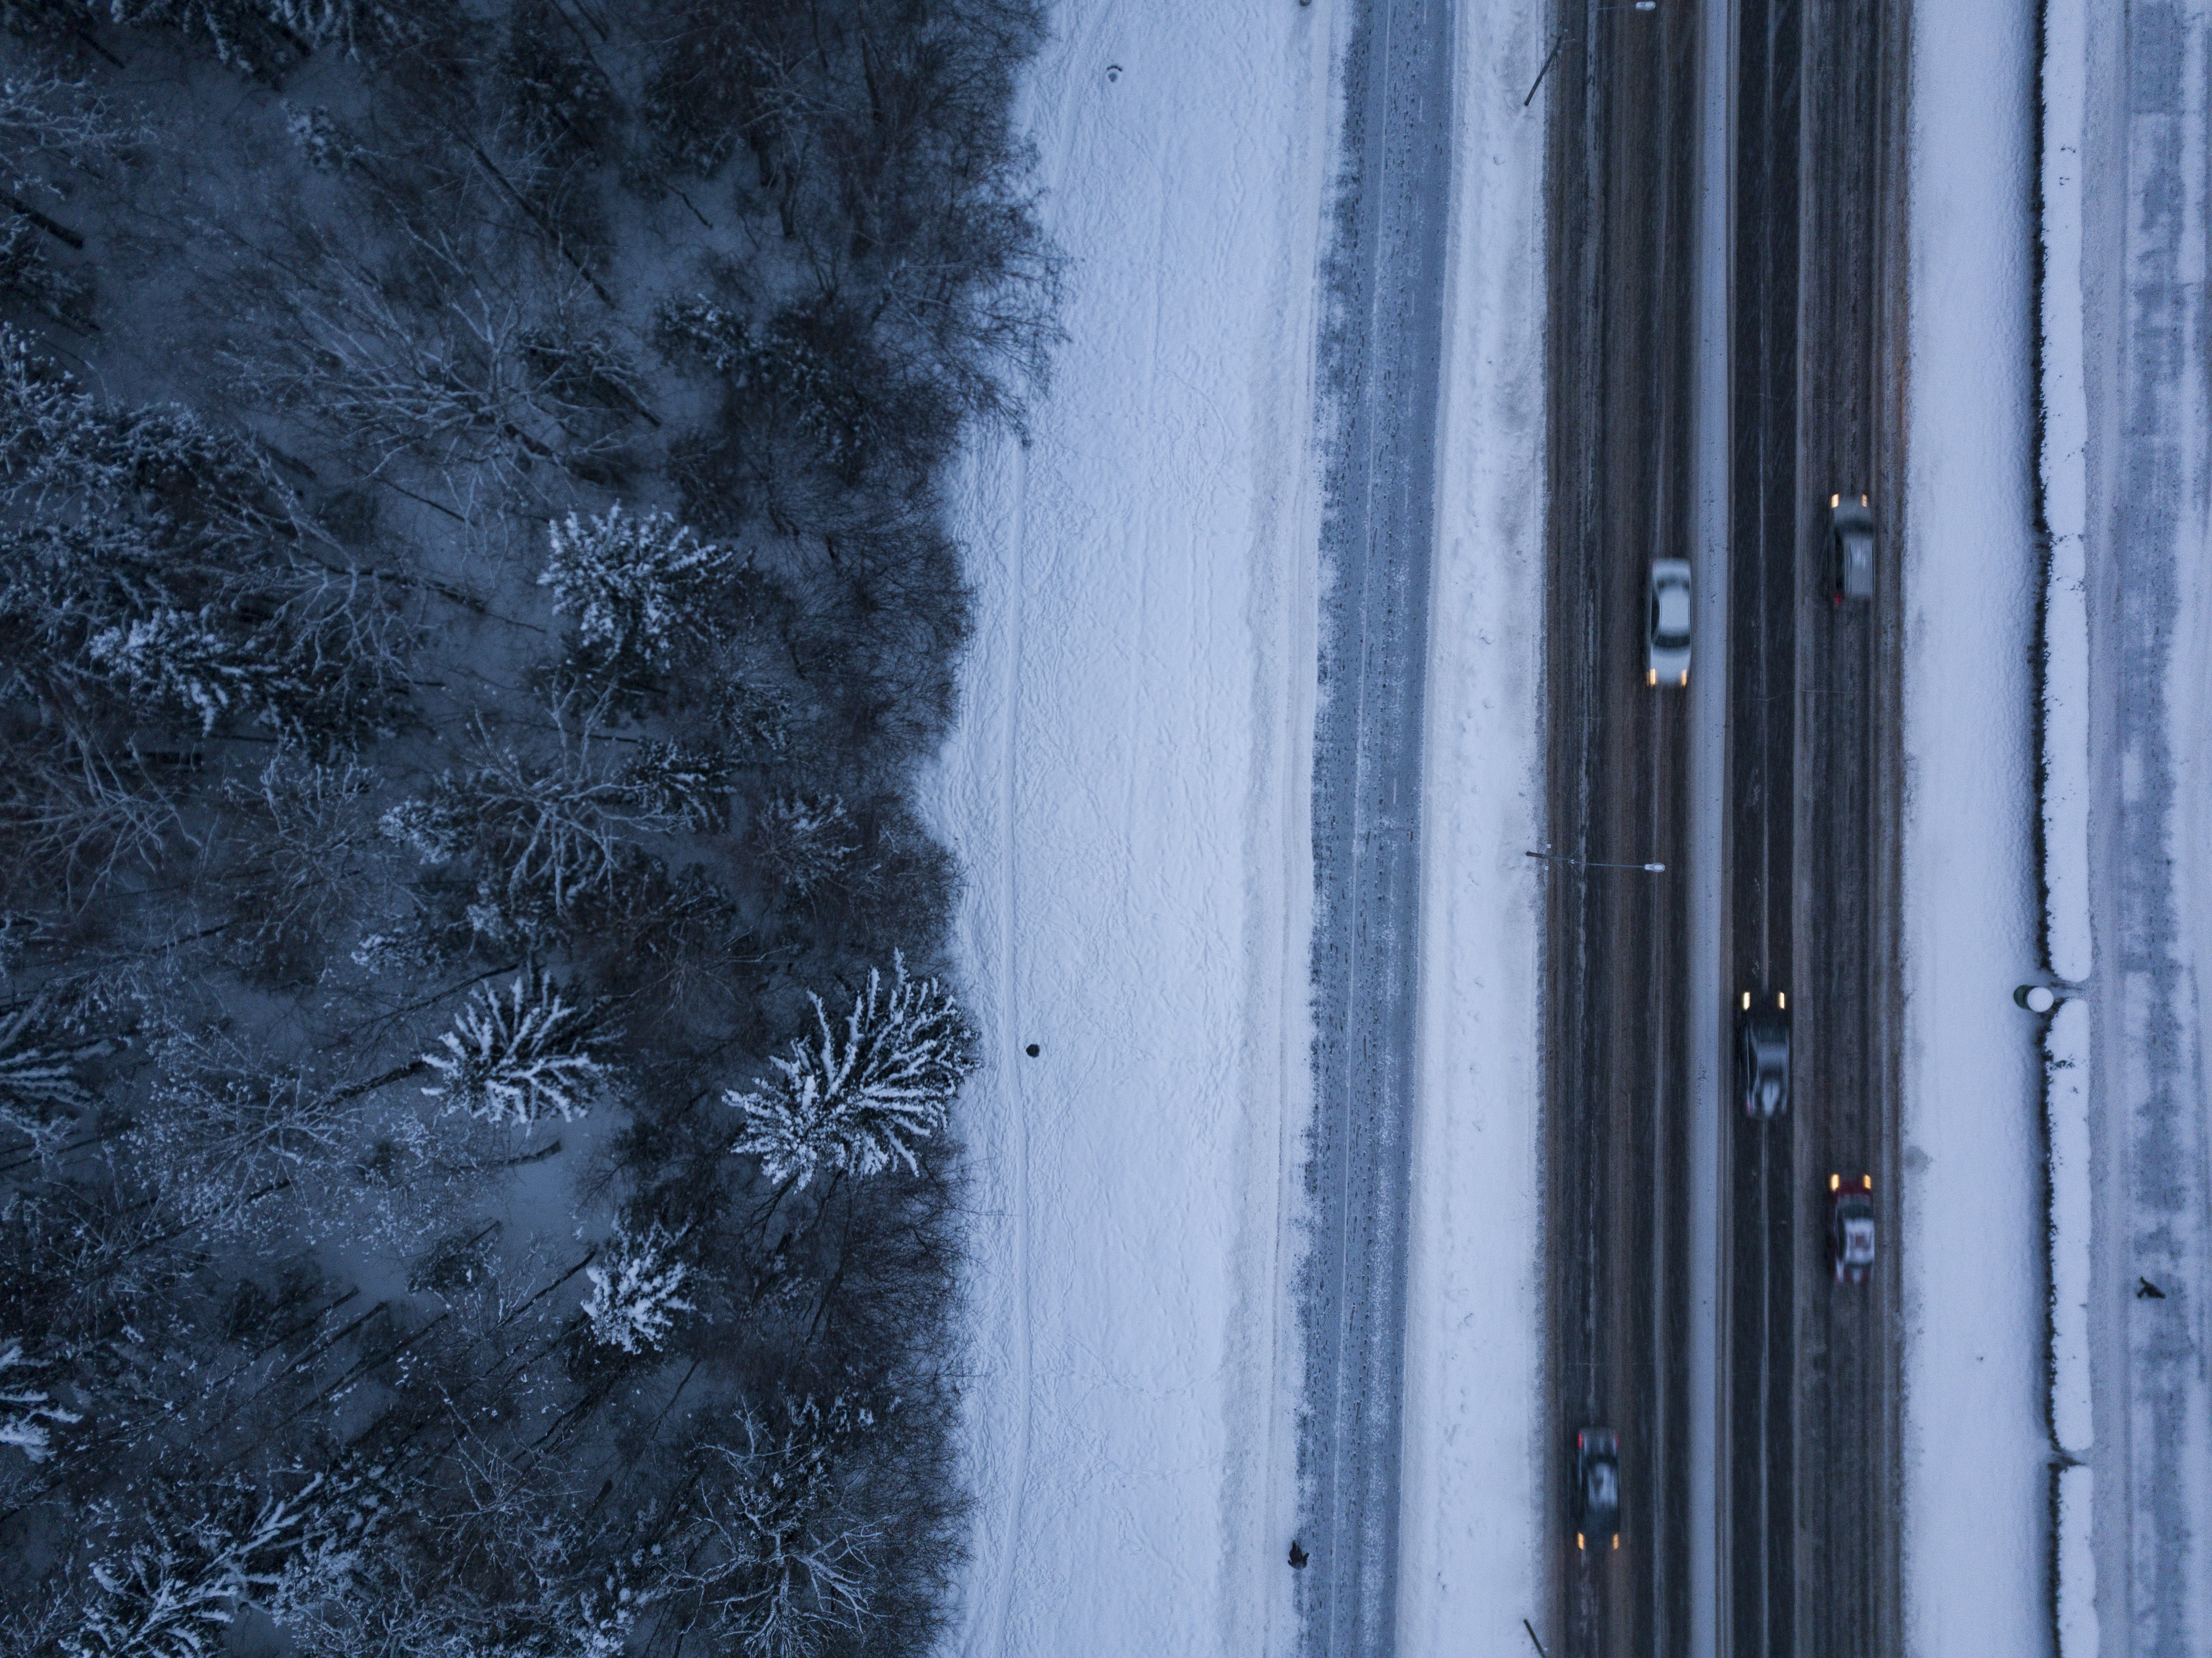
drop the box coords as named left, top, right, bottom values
left=1588, top=1461, right=1618, bottom=1509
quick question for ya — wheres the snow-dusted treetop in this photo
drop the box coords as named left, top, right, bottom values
left=0, top=1338, right=81, bottom=1462
left=726, top=954, right=973, bottom=1189
left=581, top=1222, right=695, bottom=1354
left=539, top=503, right=731, bottom=671
left=421, top=967, right=613, bottom=1127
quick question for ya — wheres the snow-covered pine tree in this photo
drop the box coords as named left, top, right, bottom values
left=751, top=794, right=857, bottom=897
left=726, top=953, right=973, bottom=1188
left=87, top=605, right=301, bottom=736
left=421, top=967, right=613, bottom=1126
left=581, top=1221, right=695, bottom=1354
left=0, top=329, right=407, bottom=765
left=0, top=1338, right=81, bottom=1461
left=540, top=504, right=732, bottom=678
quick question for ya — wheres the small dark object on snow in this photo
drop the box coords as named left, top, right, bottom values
left=2138, top=1277, right=2167, bottom=1300
left=1105, top=64, right=1122, bottom=82
left=1025, top=1042, right=1040, bottom=1057
left=1287, top=1539, right=1308, bottom=1569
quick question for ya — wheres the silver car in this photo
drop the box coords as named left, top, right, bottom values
left=1646, top=559, right=1691, bottom=687
left=1829, top=493, right=1875, bottom=604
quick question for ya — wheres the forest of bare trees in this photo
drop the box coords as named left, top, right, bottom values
left=0, top=2, right=1056, bottom=1652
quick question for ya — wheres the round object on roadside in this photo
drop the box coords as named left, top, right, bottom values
left=2024, top=985, right=2057, bottom=1014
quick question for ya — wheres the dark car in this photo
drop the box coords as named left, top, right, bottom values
left=1829, top=1173, right=1876, bottom=1284
left=1576, top=1428, right=1620, bottom=1552
left=1739, top=992, right=1790, bottom=1118
left=1829, top=493, right=1876, bottom=604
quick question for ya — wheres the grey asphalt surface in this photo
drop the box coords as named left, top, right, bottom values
left=1293, top=0, right=1454, bottom=1651
left=1540, top=2, right=1703, bottom=1653
left=1722, top=0, right=1906, bottom=1654
left=1542, top=0, right=1906, bottom=1652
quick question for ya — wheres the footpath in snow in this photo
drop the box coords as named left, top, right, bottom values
left=926, top=0, right=1550, bottom=1652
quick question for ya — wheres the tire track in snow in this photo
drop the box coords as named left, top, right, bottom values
left=974, top=432, right=1032, bottom=1658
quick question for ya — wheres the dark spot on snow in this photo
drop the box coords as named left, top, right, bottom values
left=1288, top=1539, right=1308, bottom=1568
left=1105, top=65, right=1122, bottom=83
left=1025, top=1043, right=1040, bottom=1058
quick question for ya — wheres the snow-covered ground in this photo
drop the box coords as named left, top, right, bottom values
left=2073, top=2, right=2212, bottom=1652
left=1396, top=0, right=1548, bottom=1647
left=1900, top=2, right=2051, bottom=1655
left=923, top=3, right=1331, bottom=1650
left=926, top=0, right=1549, bottom=1651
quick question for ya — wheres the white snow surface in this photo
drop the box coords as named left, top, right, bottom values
left=2058, top=1462, right=2098, bottom=1658
left=2041, top=0, right=2093, bottom=989
left=926, top=1, right=1549, bottom=1652
left=2050, top=999, right=2093, bottom=1458
left=1398, top=0, right=1548, bottom=1648
left=924, top=4, right=1331, bottom=1651
left=1901, top=1, right=2050, bottom=1654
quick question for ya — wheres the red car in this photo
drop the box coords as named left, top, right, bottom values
left=1829, top=1173, right=1876, bottom=1284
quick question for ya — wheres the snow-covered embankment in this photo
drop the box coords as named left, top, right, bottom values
left=1901, top=0, right=2050, bottom=1653
left=2037, top=0, right=2096, bottom=1646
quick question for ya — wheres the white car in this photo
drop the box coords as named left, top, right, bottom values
left=1646, top=559, right=1691, bottom=687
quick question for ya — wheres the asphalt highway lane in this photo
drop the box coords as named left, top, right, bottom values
left=1786, top=2, right=1907, bottom=1656
left=1723, top=0, right=1905, bottom=1654
left=1541, top=2, right=1703, bottom=1652
left=1544, top=0, right=1905, bottom=1652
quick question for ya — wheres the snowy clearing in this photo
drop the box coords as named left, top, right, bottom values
left=926, top=1, right=1334, bottom=1650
